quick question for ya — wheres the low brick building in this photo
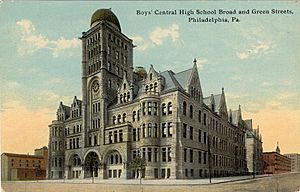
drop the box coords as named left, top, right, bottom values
left=263, top=145, right=291, bottom=174
left=1, top=147, right=48, bottom=181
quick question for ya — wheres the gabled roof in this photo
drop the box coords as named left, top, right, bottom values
left=174, top=68, right=193, bottom=90
left=213, top=94, right=222, bottom=112
left=160, top=70, right=184, bottom=93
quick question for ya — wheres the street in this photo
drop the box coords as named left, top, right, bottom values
left=2, top=173, right=300, bottom=192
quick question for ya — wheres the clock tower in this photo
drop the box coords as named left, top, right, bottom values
left=80, top=9, right=134, bottom=147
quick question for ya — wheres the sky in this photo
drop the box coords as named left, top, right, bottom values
left=0, top=1, right=299, bottom=155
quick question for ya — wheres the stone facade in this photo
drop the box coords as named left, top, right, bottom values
left=245, top=120, right=263, bottom=174
left=284, top=153, right=300, bottom=172
left=48, top=9, right=250, bottom=180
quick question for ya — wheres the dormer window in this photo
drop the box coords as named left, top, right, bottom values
left=145, top=85, right=149, bottom=92
left=150, top=73, right=153, bottom=80
left=123, top=83, right=126, bottom=90
left=150, top=84, right=153, bottom=92
left=154, top=82, right=158, bottom=92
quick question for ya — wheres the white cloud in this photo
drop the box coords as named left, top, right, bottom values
left=196, top=58, right=208, bottom=69
left=131, top=24, right=180, bottom=51
left=149, top=24, right=179, bottom=45
left=261, top=81, right=272, bottom=87
left=16, top=19, right=80, bottom=57
left=237, top=41, right=275, bottom=60
left=230, top=76, right=242, bottom=81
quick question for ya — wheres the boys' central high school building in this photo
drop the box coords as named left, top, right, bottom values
left=48, top=9, right=262, bottom=180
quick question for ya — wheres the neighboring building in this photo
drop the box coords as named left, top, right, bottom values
left=1, top=147, right=48, bottom=181
left=245, top=120, right=263, bottom=175
left=284, top=153, right=300, bottom=172
left=263, top=145, right=291, bottom=174
left=48, top=9, right=250, bottom=180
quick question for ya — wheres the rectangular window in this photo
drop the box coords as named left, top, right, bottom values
left=198, top=130, right=202, bottom=143
left=204, top=113, right=207, bottom=126
left=184, top=148, right=187, bottom=162
left=114, top=130, right=118, bottom=143
left=116, top=51, right=119, bottom=60
left=190, top=126, right=193, bottom=140
left=191, top=169, right=194, bottom=177
left=183, top=123, right=187, bottom=138
left=119, top=130, right=123, bottom=142
left=198, top=151, right=202, bottom=164
left=204, top=152, right=207, bottom=164
left=142, top=103, right=146, bottom=115
left=147, top=102, right=152, bottom=115
left=162, top=147, right=166, bottom=162
left=109, top=131, right=113, bottom=144
left=133, top=128, right=136, bottom=141
left=190, top=149, right=193, bottom=163
left=153, top=102, right=158, bottom=115
left=167, top=122, right=172, bottom=137
left=161, top=123, right=167, bottom=138
left=168, top=147, right=172, bottom=162
left=154, top=148, right=158, bottom=162
left=198, top=110, right=201, bottom=122
left=148, top=148, right=152, bottom=162
left=142, top=148, right=146, bottom=159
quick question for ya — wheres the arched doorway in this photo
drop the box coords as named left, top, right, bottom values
left=67, top=154, right=82, bottom=179
left=84, top=151, right=100, bottom=178
left=105, top=150, right=123, bottom=179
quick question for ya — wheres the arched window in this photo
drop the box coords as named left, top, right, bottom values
left=113, top=116, right=116, bottom=125
left=167, top=102, right=172, bottom=115
left=190, top=105, right=193, bottom=119
left=120, top=94, right=123, bottom=103
left=154, top=82, right=158, bottom=92
left=145, top=85, right=149, bottom=93
left=150, top=84, right=153, bottom=92
left=122, top=113, right=126, bottom=123
left=115, top=154, right=119, bottom=164
left=183, top=101, right=187, bottom=116
left=123, top=83, right=126, bottom=90
left=150, top=73, right=152, bottom=80
left=123, top=93, right=126, bottom=102
left=110, top=155, right=114, bottom=164
left=148, top=123, right=152, bottom=137
left=162, top=103, right=166, bottom=115
left=127, top=92, right=130, bottom=101
left=117, top=115, right=121, bottom=123
left=142, top=124, right=146, bottom=138
left=132, top=111, right=136, bottom=122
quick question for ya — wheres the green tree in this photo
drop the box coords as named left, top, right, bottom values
left=130, top=156, right=147, bottom=184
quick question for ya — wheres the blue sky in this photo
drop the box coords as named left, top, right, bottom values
left=1, top=1, right=300, bottom=154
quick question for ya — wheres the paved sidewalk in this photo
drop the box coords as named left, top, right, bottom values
left=7, top=174, right=269, bottom=185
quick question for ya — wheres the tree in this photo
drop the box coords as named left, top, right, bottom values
left=130, top=156, right=147, bottom=184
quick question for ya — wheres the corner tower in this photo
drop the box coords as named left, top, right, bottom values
left=80, top=9, right=134, bottom=147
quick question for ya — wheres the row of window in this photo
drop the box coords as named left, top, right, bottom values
left=65, top=124, right=82, bottom=136
left=91, top=118, right=101, bottom=130
left=71, top=109, right=81, bottom=118
left=119, top=92, right=131, bottom=103
left=57, top=114, right=65, bottom=121
left=52, top=126, right=63, bottom=137
left=107, top=61, right=128, bottom=76
left=190, top=86, right=201, bottom=102
left=108, top=153, right=123, bottom=165
left=51, top=157, right=64, bottom=168
left=145, top=82, right=158, bottom=93
left=92, top=102, right=100, bottom=114
left=108, top=130, right=123, bottom=144
left=182, top=123, right=207, bottom=144
left=112, top=114, right=127, bottom=124
left=183, top=148, right=208, bottom=164
left=68, top=138, right=80, bottom=149
left=108, top=33, right=128, bottom=51
left=108, top=45, right=127, bottom=64
left=132, top=122, right=173, bottom=141
left=88, top=134, right=99, bottom=146
left=11, top=163, right=41, bottom=168
left=51, top=141, right=64, bottom=151
left=132, top=147, right=172, bottom=162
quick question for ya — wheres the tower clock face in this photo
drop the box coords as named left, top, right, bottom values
left=92, top=82, right=99, bottom=92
